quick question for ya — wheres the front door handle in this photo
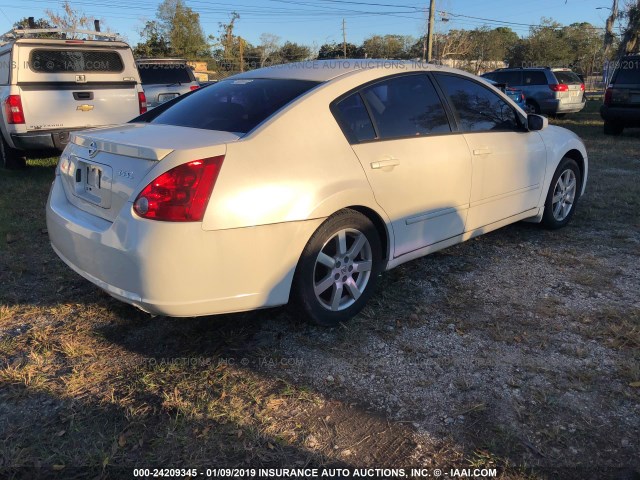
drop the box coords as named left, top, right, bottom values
left=370, top=158, right=400, bottom=169
left=473, top=148, right=492, bottom=156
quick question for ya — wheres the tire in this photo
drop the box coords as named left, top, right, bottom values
left=526, top=100, right=540, bottom=114
left=292, top=209, right=383, bottom=327
left=603, top=121, right=624, bottom=136
left=0, top=134, right=26, bottom=170
left=541, top=157, right=581, bottom=230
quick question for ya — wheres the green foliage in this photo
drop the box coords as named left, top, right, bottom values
left=155, top=0, right=209, bottom=59
left=277, top=41, right=311, bottom=62
left=505, top=19, right=604, bottom=73
left=13, top=17, right=60, bottom=39
left=133, top=21, right=170, bottom=58
left=317, top=42, right=362, bottom=59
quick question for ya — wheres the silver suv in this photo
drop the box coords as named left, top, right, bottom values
left=136, top=58, right=199, bottom=109
left=482, top=67, right=586, bottom=116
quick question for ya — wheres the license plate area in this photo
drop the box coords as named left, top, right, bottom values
left=73, top=157, right=113, bottom=208
left=158, top=93, right=179, bottom=104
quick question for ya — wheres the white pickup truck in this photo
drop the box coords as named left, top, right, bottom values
left=0, top=26, right=146, bottom=169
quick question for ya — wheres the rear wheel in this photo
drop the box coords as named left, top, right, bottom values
left=0, top=134, right=26, bottom=170
left=603, top=121, right=624, bottom=136
left=292, top=209, right=383, bottom=327
left=542, top=157, right=581, bottom=230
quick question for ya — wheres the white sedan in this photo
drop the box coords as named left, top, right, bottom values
left=46, top=60, right=588, bottom=326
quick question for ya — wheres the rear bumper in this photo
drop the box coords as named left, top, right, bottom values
left=600, top=105, right=640, bottom=126
left=11, top=128, right=84, bottom=151
left=539, top=98, right=586, bottom=114
left=46, top=175, right=322, bottom=317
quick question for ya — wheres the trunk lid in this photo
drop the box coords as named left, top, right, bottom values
left=59, top=123, right=239, bottom=222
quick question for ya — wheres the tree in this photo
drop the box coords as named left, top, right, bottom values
left=133, top=21, right=170, bottom=58
left=45, top=1, right=94, bottom=37
left=277, top=41, right=311, bottom=62
left=258, top=33, right=281, bottom=67
left=618, top=0, right=640, bottom=56
left=361, top=34, right=414, bottom=59
left=13, top=17, right=60, bottom=38
left=317, top=42, right=362, bottom=59
left=156, top=0, right=209, bottom=59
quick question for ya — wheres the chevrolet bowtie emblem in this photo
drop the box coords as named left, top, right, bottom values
left=77, top=104, right=94, bottom=112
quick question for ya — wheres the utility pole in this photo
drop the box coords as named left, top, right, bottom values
left=239, top=36, right=244, bottom=72
left=342, top=18, right=347, bottom=58
left=426, top=0, right=436, bottom=62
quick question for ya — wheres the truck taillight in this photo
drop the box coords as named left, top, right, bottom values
left=133, top=156, right=225, bottom=222
left=138, top=91, right=147, bottom=114
left=580, top=83, right=585, bottom=91
left=4, top=95, right=25, bottom=124
left=190, top=85, right=200, bottom=91
left=549, top=84, right=569, bottom=92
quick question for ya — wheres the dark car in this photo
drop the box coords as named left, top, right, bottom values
left=136, top=58, right=200, bottom=109
left=601, top=55, right=640, bottom=135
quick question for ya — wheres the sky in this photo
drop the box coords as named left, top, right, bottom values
left=0, top=0, right=616, bottom=49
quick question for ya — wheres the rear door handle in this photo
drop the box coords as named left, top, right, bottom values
left=473, top=148, right=492, bottom=156
left=370, top=158, right=400, bottom=169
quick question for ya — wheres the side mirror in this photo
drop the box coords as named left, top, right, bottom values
left=528, top=114, right=548, bottom=131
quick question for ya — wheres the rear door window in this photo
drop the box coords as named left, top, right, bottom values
left=29, top=49, right=124, bottom=73
left=138, top=64, right=195, bottom=85
left=360, top=74, right=451, bottom=139
left=147, top=78, right=319, bottom=134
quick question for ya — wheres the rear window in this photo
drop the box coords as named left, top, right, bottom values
left=554, top=71, right=582, bottom=85
left=148, top=78, right=320, bottom=134
left=29, top=49, right=124, bottom=73
left=138, top=63, right=195, bottom=85
left=613, top=58, right=640, bottom=84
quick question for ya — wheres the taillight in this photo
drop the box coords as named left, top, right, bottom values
left=580, top=83, right=585, bottom=91
left=190, top=85, right=200, bottom=91
left=604, top=88, right=613, bottom=106
left=4, top=95, right=25, bottom=124
left=549, top=84, right=569, bottom=92
left=521, top=94, right=525, bottom=102
left=138, top=91, right=147, bottom=114
left=133, top=156, right=224, bottom=222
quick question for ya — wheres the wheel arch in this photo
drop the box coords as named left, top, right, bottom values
left=346, top=205, right=391, bottom=268
left=563, top=148, right=586, bottom=196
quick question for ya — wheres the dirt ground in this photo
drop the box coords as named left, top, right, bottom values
left=0, top=102, right=638, bottom=479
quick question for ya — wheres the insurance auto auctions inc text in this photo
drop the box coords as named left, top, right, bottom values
left=253, top=468, right=498, bottom=478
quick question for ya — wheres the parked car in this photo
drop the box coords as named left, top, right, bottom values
left=46, top=61, right=588, bottom=326
left=0, top=26, right=146, bottom=169
left=482, top=67, right=586, bottom=116
left=136, top=58, right=199, bottom=109
left=601, top=55, right=640, bottom=135
left=483, top=78, right=529, bottom=111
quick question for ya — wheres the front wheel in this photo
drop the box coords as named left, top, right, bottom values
left=541, top=157, right=581, bottom=230
left=292, top=209, right=383, bottom=327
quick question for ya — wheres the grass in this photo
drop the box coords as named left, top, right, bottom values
left=1, top=100, right=639, bottom=477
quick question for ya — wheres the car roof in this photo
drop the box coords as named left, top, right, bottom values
left=230, top=59, right=463, bottom=82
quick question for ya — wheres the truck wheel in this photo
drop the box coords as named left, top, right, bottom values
left=1, top=135, right=26, bottom=170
